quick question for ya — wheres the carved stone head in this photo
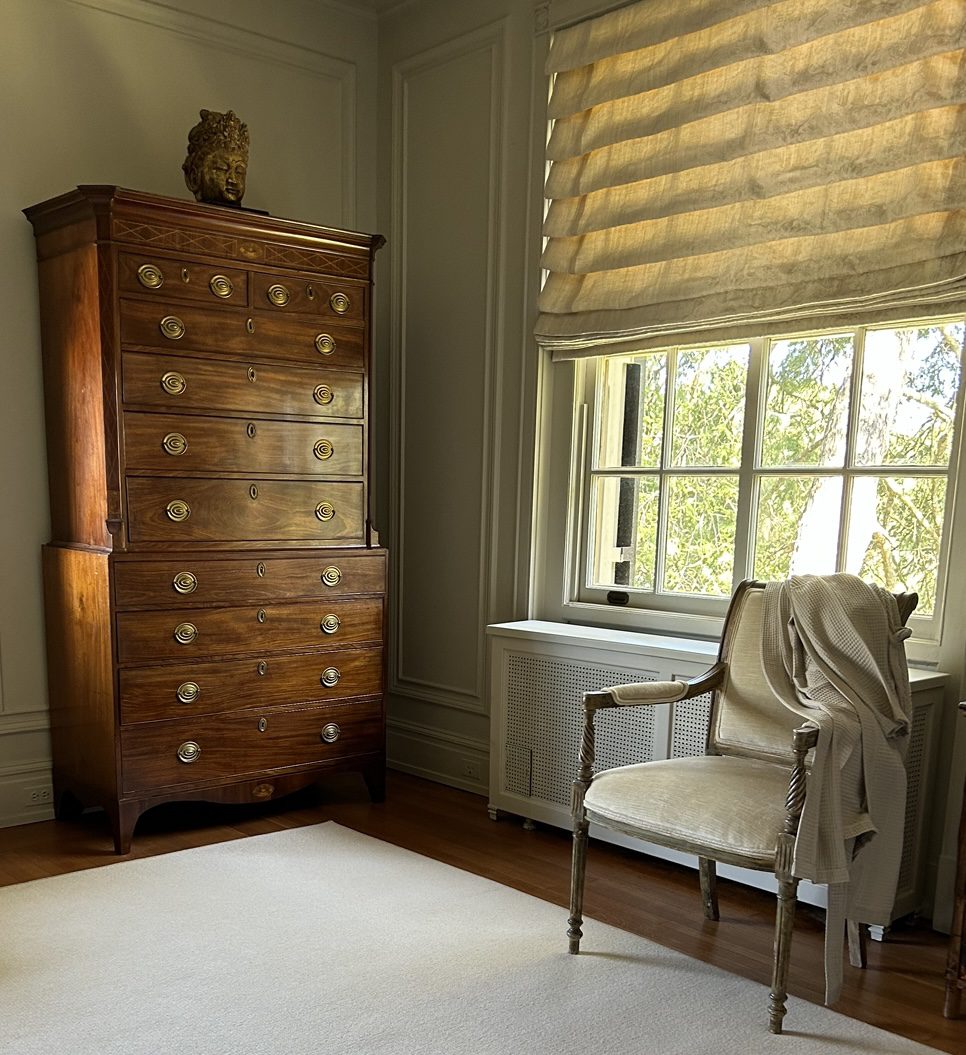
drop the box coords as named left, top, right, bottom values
left=182, top=109, right=250, bottom=206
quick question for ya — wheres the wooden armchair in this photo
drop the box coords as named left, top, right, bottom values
left=567, top=579, right=917, bottom=1034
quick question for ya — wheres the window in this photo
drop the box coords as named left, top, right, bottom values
left=573, top=318, right=965, bottom=634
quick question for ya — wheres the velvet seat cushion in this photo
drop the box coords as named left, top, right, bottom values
left=583, top=755, right=791, bottom=867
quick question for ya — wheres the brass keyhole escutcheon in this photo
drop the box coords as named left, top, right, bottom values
left=313, top=439, right=334, bottom=461
left=137, top=263, right=163, bottom=289
left=181, top=268, right=190, bottom=283
left=172, top=571, right=197, bottom=594
left=248, top=366, right=257, bottom=383
left=247, top=423, right=257, bottom=439
left=320, top=614, right=341, bottom=635
left=162, top=432, right=188, bottom=456
left=257, top=660, right=268, bottom=676
left=257, top=717, right=268, bottom=733
left=246, top=318, right=255, bottom=334
left=329, top=292, right=350, bottom=315
left=177, top=741, right=201, bottom=763
left=320, top=722, right=341, bottom=743
left=313, top=384, right=334, bottom=406
left=161, top=371, right=187, bottom=395
left=321, top=566, right=342, bottom=587
left=210, top=274, right=234, bottom=298
left=320, top=666, right=341, bottom=687
left=315, top=333, right=336, bottom=356
left=257, top=609, right=267, bottom=624
left=306, top=284, right=315, bottom=300
left=256, top=561, right=266, bottom=578
left=315, top=502, right=335, bottom=522
left=250, top=484, right=259, bottom=500
left=160, top=315, right=185, bottom=340
left=177, top=681, right=200, bottom=704
left=173, top=622, right=198, bottom=645
left=267, top=283, right=290, bottom=306
left=166, top=500, right=191, bottom=522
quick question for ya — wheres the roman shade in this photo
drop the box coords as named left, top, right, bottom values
left=536, top=0, right=966, bottom=359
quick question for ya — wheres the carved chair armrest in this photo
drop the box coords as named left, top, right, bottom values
left=584, top=663, right=726, bottom=712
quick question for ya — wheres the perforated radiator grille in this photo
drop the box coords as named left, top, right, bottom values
left=897, top=703, right=928, bottom=894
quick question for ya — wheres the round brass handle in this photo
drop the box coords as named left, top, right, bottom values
left=161, top=371, right=187, bottom=395
left=313, top=439, right=334, bottom=461
left=313, top=384, right=334, bottom=406
left=162, top=432, right=188, bottom=456
left=315, top=502, right=335, bottom=522
left=160, top=315, right=185, bottom=340
left=257, top=608, right=267, bottom=623
left=209, top=274, right=234, bottom=298
left=256, top=561, right=266, bottom=578
left=177, top=681, right=200, bottom=704
left=320, top=666, right=341, bottom=687
left=257, top=717, right=268, bottom=733
left=257, top=661, right=268, bottom=676
left=267, top=283, right=290, bottom=306
left=320, top=722, right=341, bottom=743
left=177, top=741, right=201, bottom=763
left=315, top=333, right=336, bottom=356
left=172, top=571, right=197, bottom=594
left=321, top=566, right=342, bottom=587
left=166, top=500, right=191, bottom=522
left=320, top=614, right=341, bottom=635
left=329, top=292, right=351, bottom=315
left=137, top=263, right=164, bottom=289
left=174, top=622, right=198, bottom=645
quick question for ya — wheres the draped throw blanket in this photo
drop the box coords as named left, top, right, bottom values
left=760, top=574, right=913, bottom=1003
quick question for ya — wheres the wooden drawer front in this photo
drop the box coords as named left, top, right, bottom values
left=123, top=412, right=364, bottom=476
left=252, top=273, right=366, bottom=323
left=116, top=597, right=382, bottom=663
left=122, top=352, right=364, bottom=419
left=120, top=647, right=383, bottom=723
left=126, top=478, right=364, bottom=543
left=118, top=253, right=249, bottom=305
left=121, top=698, right=384, bottom=793
left=120, top=300, right=363, bottom=369
left=114, top=552, right=386, bottom=608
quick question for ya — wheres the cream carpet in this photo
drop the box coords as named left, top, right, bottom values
left=0, top=822, right=943, bottom=1054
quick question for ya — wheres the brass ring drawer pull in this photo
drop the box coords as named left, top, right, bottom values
left=321, top=566, right=342, bottom=587
left=316, top=502, right=335, bottom=522
left=313, top=439, right=333, bottom=460
left=315, top=333, right=336, bottom=356
left=320, top=614, right=341, bottom=635
left=329, top=292, right=351, bottom=315
left=166, top=500, right=191, bottom=522
left=162, top=432, right=188, bottom=456
left=160, top=315, right=185, bottom=340
left=313, top=384, right=334, bottom=406
left=161, top=371, right=187, bottom=395
left=174, top=622, right=198, bottom=645
left=257, top=661, right=268, bottom=676
left=267, top=283, right=290, bottom=306
left=172, top=571, right=197, bottom=594
left=257, top=608, right=267, bottom=623
left=320, top=722, right=341, bottom=743
left=320, top=667, right=341, bottom=688
left=209, top=274, right=234, bottom=298
left=177, top=681, right=200, bottom=704
left=257, top=717, right=268, bottom=733
left=177, top=741, right=201, bottom=763
left=137, top=263, right=164, bottom=289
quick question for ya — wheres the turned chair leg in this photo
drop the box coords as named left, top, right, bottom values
left=769, top=876, right=799, bottom=1034
left=847, top=919, right=867, bottom=969
left=699, top=857, right=720, bottom=921
left=568, top=817, right=589, bottom=953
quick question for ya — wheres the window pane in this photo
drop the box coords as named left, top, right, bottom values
left=856, top=323, right=964, bottom=467
left=597, top=354, right=666, bottom=469
left=663, top=475, right=738, bottom=596
left=754, top=476, right=842, bottom=580
left=670, top=344, right=749, bottom=467
left=760, top=334, right=853, bottom=468
left=848, top=475, right=947, bottom=614
left=590, top=475, right=659, bottom=589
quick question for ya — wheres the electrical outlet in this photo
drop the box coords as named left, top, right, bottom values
left=24, top=785, right=53, bottom=806
left=460, top=759, right=481, bottom=782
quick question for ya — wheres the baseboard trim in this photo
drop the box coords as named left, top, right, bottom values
left=0, top=760, right=54, bottom=828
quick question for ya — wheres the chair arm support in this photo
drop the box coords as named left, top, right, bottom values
left=584, top=663, right=726, bottom=712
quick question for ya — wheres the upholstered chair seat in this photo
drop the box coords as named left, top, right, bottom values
left=584, top=756, right=791, bottom=868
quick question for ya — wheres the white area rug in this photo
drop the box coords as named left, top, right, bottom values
left=0, top=822, right=942, bottom=1054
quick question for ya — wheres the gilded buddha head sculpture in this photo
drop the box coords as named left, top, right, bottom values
left=182, top=109, right=249, bottom=206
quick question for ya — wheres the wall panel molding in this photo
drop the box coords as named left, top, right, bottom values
left=387, top=715, right=489, bottom=794
left=388, top=19, right=509, bottom=715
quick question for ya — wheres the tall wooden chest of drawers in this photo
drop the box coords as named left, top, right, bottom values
left=24, top=186, right=387, bottom=852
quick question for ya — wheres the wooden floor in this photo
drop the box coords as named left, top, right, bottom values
left=1, top=770, right=963, bottom=1052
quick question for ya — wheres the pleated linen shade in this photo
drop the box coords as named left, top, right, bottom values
left=536, top=0, right=966, bottom=359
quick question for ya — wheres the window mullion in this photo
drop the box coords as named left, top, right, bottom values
left=733, top=337, right=765, bottom=585
left=836, top=327, right=866, bottom=571
left=654, top=347, right=676, bottom=593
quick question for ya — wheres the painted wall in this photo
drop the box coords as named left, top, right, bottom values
left=0, top=0, right=378, bottom=824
